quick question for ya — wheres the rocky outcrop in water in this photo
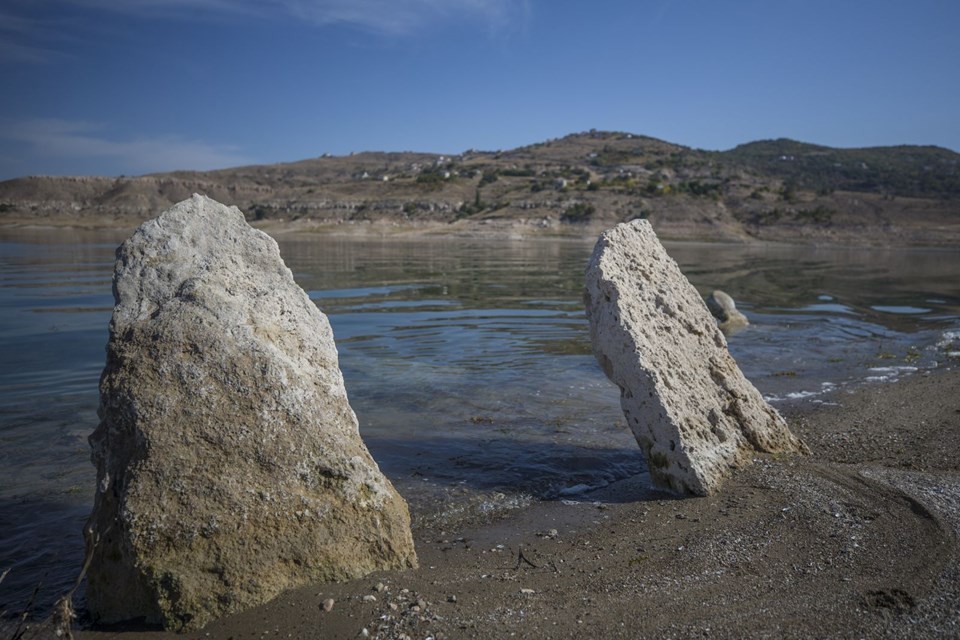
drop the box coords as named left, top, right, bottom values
left=85, top=194, right=417, bottom=630
left=706, top=290, right=750, bottom=335
left=584, top=220, right=808, bottom=496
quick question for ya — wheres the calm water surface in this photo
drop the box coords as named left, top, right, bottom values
left=2, top=227, right=959, bottom=614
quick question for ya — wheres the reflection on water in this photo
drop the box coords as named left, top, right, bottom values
left=1, top=228, right=959, bottom=615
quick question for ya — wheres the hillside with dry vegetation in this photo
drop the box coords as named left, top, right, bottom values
left=1, top=131, right=957, bottom=245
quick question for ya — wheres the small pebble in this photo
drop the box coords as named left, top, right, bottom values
left=520, top=588, right=535, bottom=595
left=448, top=594, right=457, bottom=603
left=321, top=598, right=335, bottom=612
left=375, top=582, right=387, bottom=593
left=362, top=595, right=377, bottom=603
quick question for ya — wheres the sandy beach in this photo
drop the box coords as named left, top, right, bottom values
left=14, top=366, right=940, bottom=639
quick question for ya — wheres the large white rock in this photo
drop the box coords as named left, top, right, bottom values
left=86, top=195, right=417, bottom=630
left=584, top=220, right=807, bottom=495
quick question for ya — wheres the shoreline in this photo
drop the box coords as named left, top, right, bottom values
left=15, top=366, right=946, bottom=638
left=1, top=221, right=957, bottom=637
left=2, top=215, right=958, bottom=249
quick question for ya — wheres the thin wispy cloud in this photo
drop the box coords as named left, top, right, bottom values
left=2, top=118, right=251, bottom=176
left=0, top=39, right=59, bottom=64
left=1, top=0, right=528, bottom=64
left=277, top=0, right=528, bottom=34
left=0, top=10, right=65, bottom=63
left=64, top=0, right=529, bottom=35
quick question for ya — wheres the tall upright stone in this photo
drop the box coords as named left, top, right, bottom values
left=86, top=195, right=417, bottom=630
left=584, top=220, right=807, bottom=496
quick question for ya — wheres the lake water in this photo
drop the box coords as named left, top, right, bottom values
left=2, top=227, right=959, bottom=616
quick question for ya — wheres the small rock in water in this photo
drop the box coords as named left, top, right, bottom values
left=706, top=290, right=749, bottom=335
left=584, top=220, right=808, bottom=496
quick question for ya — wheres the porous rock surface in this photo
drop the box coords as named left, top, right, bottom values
left=584, top=220, right=807, bottom=496
left=86, top=194, right=417, bottom=630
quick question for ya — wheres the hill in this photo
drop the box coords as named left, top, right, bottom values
left=721, top=138, right=960, bottom=199
left=1, top=131, right=958, bottom=245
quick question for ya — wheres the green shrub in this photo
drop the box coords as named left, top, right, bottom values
left=560, top=202, right=595, bottom=223
left=416, top=172, right=445, bottom=190
left=500, top=167, right=535, bottom=177
left=796, top=205, right=834, bottom=223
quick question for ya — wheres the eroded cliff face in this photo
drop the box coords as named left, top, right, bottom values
left=86, top=194, right=417, bottom=631
left=584, top=220, right=808, bottom=496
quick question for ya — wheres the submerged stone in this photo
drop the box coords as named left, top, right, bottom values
left=584, top=220, right=808, bottom=496
left=706, top=290, right=750, bottom=335
left=86, top=194, right=417, bottom=630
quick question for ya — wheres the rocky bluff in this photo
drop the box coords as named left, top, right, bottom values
left=86, top=195, right=417, bottom=630
left=584, top=220, right=808, bottom=495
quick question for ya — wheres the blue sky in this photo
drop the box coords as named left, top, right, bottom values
left=1, top=0, right=958, bottom=179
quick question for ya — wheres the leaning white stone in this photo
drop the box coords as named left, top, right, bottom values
left=86, top=194, right=417, bottom=630
left=584, top=220, right=808, bottom=496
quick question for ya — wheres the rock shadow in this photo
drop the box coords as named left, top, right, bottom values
left=364, top=433, right=658, bottom=505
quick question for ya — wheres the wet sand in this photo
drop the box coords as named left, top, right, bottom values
left=9, top=367, right=958, bottom=639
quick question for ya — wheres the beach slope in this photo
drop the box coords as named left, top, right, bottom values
left=68, top=368, right=960, bottom=639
